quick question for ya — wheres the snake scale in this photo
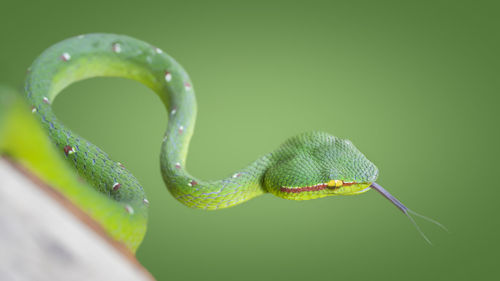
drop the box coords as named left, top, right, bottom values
left=2, top=33, right=443, bottom=252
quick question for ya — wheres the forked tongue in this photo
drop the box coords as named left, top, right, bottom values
left=370, top=182, right=447, bottom=244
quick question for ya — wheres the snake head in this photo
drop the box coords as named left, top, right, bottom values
left=264, top=132, right=378, bottom=200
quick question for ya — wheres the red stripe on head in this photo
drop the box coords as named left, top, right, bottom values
left=280, top=183, right=328, bottom=194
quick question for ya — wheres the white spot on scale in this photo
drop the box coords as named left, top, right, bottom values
left=64, top=145, right=75, bottom=156
left=232, top=173, right=240, bottom=178
left=179, top=126, right=184, bottom=134
left=175, top=162, right=181, bottom=169
left=112, top=43, right=121, bottom=53
left=143, top=198, right=149, bottom=205
left=165, top=72, right=172, bottom=82
left=184, top=82, right=192, bottom=90
left=163, top=136, right=168, bottom=142
left=42, top=97, right=50, bottom=104
left=171, top=108, right=176, bottom=115
left=155, top=48, right=163, bottom=54
left=125, top=205, right=134, bottom=215
left=77, top=35, right=85, bottom=39
left=31, top=107, right=37, bottom=113
left=187, top=182, right=192, bottom=187
left=61, top=52, right=71, bottom=62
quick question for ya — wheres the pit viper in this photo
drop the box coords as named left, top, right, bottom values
left=0, top=33, right=444, bottom=252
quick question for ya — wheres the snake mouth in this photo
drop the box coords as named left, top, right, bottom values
left=280, top=183, right=329, bottom=194
left=279, top=180, right=369, bottom=194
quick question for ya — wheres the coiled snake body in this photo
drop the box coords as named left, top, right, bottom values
left=15, top=34, right=441, bottom=252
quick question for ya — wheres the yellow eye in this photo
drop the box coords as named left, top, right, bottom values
left=327, top=179, right=343, bottom=188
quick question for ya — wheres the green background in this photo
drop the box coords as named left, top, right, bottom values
left=1, top=0, right=499, bottom=280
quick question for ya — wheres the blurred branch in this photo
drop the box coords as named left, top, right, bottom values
left=0, top=157, right=154, bottom=281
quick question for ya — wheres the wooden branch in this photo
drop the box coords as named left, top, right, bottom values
left=0, top=157, right=154, bottom=281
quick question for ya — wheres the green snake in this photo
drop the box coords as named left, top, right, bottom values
left=0, top=33, right=444, bottom=253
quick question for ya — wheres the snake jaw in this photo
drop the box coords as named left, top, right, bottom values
left=328, top=181, right=372, bottom=196
left=277, top=180, right=373, bottom=200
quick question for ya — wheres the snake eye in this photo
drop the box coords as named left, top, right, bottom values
left=327, top=179, right=343, bottom=188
